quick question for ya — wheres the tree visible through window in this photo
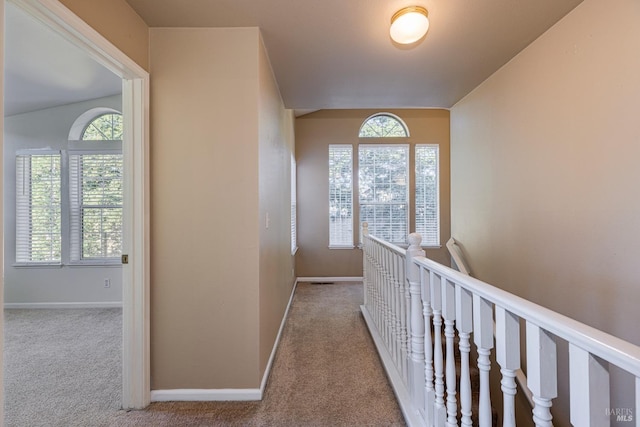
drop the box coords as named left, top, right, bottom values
left=16, top=153, right=62, bottom=263
left=415, top=145, right=439, bottom=246
left=81, top=113, right=123, bottom=140
left=329, top=145, right=354, bottom=247
left=71, top=113, right=123, bottom=262
left=359, top=145, right=409, bottom=244
left=359, top=113, right=409, bottom=138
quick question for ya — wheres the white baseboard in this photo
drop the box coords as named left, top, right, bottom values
left=151, top=388, right=261, bottom=402
left=151, top=278, right=299, bottom=402
left=296, top=276, right=363, bottom=282
left=4, top=301, right=122, bottom=309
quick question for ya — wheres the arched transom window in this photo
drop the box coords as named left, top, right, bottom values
left=82, top=113, right=123, bottom=140
left=358, top=113, right=409, bottom=138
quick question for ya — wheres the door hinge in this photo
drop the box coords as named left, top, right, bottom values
left=122, top=254, right=129, bottom=264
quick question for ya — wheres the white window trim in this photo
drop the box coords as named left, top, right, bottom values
left=358, top=112, right=410, bottom=138
left=291, top=155, right=298, bottom=255
left=68, top=147, right=123, bottom=266
left=14, top=150, right=62, bottom=266
left=358, top=144, right=410, bottom=245
left=328, top=144, right=354, bottom=248
left=415, top=144, right=440, bottom=248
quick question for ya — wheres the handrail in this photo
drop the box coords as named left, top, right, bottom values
left=415, top=255, right=640, bottom=376
left=366, top=233, right=407, bottom=257
left=445, top=237, right=471, bottom=276
left=364, top=231, right=640, bottom=426
left=445, top=237, right=534, bottom=409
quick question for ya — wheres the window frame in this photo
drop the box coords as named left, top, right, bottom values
left=358, top=112, right=410, bottom=138
left=291, top=154, right=298, bottom=255
left=15, top=150, right=63, bottom=266
left=328, top=144, right=355, bottom=249
left=358, top=144, right=410, bottom=245
left=68, top=145, right=123, bottom=265
left=415, top=144, right=440, bottom=248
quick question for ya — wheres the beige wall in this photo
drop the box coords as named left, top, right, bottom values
left=150, top=27, right=263, bottom=389
left=257, top=34, right=296, bottom=374
left=296, top=109, right=451, bottom=277
left=60, top=0, right=149, bottom=70
left=451, top=0, right=640, bottom=423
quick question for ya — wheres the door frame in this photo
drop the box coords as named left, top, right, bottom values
left=2, top=0, right=150, bottom=410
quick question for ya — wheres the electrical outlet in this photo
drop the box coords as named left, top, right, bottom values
left=104, top=278, right=111, bottom=288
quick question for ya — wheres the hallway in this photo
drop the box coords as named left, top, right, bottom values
left=112, top=282, right=405, bottom=426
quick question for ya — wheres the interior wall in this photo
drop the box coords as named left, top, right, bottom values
left=450, top=0, right=640, bottom=423
left=295, top=109, right=451, bottom=278
left=150, top=27, right=263, bottom=389
left=3, top=95, right=123, bottom=304
left=257, top=34, right=296, bottom=375
left=58, top=0, right=149, bottom=71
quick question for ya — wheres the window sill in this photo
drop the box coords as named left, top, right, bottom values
left=13, top=263, right=63, bottom=269
left=13, top=262, right=122, bottom=268
left=328, top=245, right=356, bottom=250
left=67, top=262, right=122, bottom=268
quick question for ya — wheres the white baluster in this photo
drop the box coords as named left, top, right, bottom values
left=407, top=233, right=426, bottom=412
left=442, top=279, right=457, bottom=427
left=455, top=285, right=473, bottom=427
left=422, top=268, right=435, bottom=424
left=431, top=273, right=446, bottom=425
left=394, top=253, right=403, bottom=370
left=391, top=250, right=399, bottom=366
left=496, top=307, right=520, bottom=427
left=399, top=253, right=409, bottom=384
left=473, top=295, right=494, bottom=427
left=362, top=223, right=369, bottom=308
left=569, top=344, right=609, bottom=427
left=385, top=250, right=391, bottom=346
left=526, top=322, right=557, bottom=427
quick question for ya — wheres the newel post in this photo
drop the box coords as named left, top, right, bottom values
left=406, top=232, right=426, bottom=411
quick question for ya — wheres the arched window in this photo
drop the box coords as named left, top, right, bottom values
left=358, top=113, right=409, bottom=138
left=82, top=113, right=123, bottom=140
left=71, top=110, right=123, bottom=262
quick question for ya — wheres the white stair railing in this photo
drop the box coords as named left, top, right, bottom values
left=361, top=229, right=640, bottom=427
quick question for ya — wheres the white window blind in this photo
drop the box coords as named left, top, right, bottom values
left=291, top=155, right=297, bottom=254
left=415, top=145, right=440, bottom=246
left=16, top=153, right=62, bottom=264
left=359, top=145, right=409, bottom=244
left=69, top=153, right=123, bottom=262
left=329, top=145, right=354, bottom=247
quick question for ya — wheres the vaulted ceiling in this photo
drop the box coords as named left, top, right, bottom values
left=4, top=0, right=583, bottom=116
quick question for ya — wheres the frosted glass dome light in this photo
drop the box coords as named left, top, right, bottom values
left=390, top=6, right=429, bottom=45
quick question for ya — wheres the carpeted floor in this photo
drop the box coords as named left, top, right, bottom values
left=4, top=308, right=122, bottom=427
left=5, top=282, right=406, bottom=426
left=113, top=282, right=405, bottom=426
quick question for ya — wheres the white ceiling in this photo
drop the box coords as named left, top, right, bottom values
left=3, top=2, right=122, bottom=117
left=125, top=0, right=583, bottom=110
left=4, top=0, right=584, bottom=116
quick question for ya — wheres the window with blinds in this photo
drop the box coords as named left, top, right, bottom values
left=16, top=153, right=62, bottom=264
left=69, top=153, right=123, bottom=262
left=329, top=145, right=354, bottom=248
left=359, top=145, right=409, bottom=244
left=415, top=145, right=440, bottom=246
left=291, top=155, right=297, bottom=254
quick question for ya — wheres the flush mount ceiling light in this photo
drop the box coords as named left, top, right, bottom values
left=390, top=6, right=429, bottom=45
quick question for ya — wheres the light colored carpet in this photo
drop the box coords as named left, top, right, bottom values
left=4, top=282, right=405, bottom=426
left=4, top=308, right=122, bottom=427
left=112, top=282, right=406, bottom=426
